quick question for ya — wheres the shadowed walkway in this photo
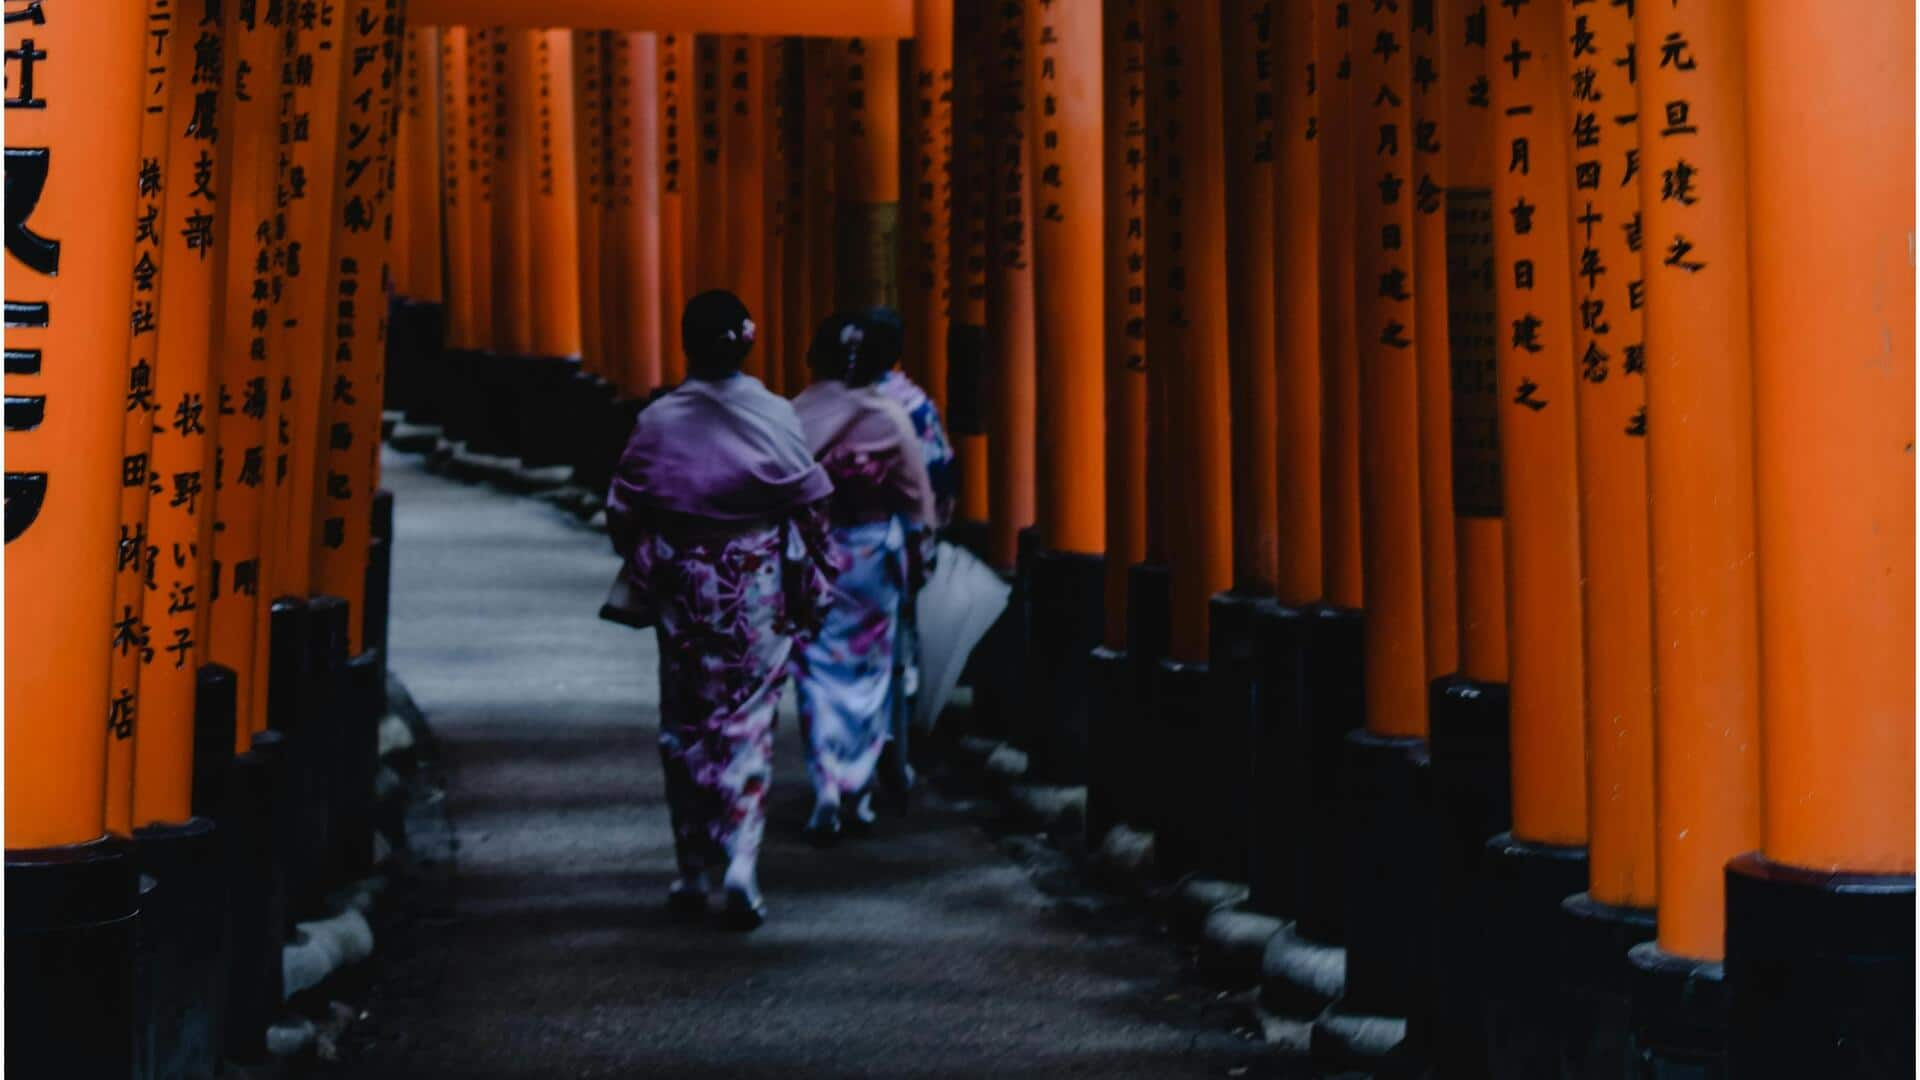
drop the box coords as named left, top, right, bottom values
left=340, top=449, right=1303, bottom=1078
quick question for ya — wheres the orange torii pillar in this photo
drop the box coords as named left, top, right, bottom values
left=1148, top=0, right=1234, bottom=881
left=205, top=0, right=290, bottom=751
left=903, top=1, right=951, bottom=413
left=1620, top=2, right=1760, bottom=1069
left=130, top=7, right=242, bottom=1074
left=3, top=3, right=145, bottom=1073
left=571, top=30, right=608, bottom=385
left=436, top=27, right=482, bottom=441
left=1192, top=0, right=1276, bottom=886
left=1021, top=0, right=1104, bottom=787
left=982, top=4, right=1035, bottom=575
left=1335, top=0, right=1439, bottom=1027
left=833, top=35, right=901, bottom=312
left=519, top=29, right=591, bottom=471
left=1276, top=0, right=1367, bottom=947
left=474, top=28, right=535, bottom=458
left=1482, top=0, right=1593, bottom=1061
left=445, top=26, right=499, bottom=447
left=1084, top=0, right=1151, bottom=844
left=723, top=34, right=768, bottom=381
left=758, top=38, right=788, bottom=395
left=775, top=38, right=811, bottom=395
left=1419, top=3, right=1515, bottom=1074
left=393, top=25, right=448, bottom=425
left=1553, top=0, right=1658, bottom=1063
left=1725, top=3, right=1915, bottom=1073
left=658, top=32, right=690, bottom=384
left=105, top=0, right=180, bottom=841
left=944, top=5, right=988, bottom=533
left=690, top=34, right=727, bottom=293
left=1243, top=0, right=1325, bottom=924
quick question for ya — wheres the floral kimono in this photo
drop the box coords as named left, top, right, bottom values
left=791, top=379, right=937, bottom=808
left=606, top=373, right=838, bottom=875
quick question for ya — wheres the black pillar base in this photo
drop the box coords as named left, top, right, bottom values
left=332, top=650, right=386, bottom=881
left=1423, top=675, right=1512, bottom=1078
left=1628, top=943, right=1728, bottom=1078
left=133, top=817, right=226, bottom=1080
left=1024, top=549, right=1105, bottom=784
left=1152, top=657, right=1212, bottom=882
left=941, top=518, right=990, bottom=567
left=438, top=347, right=484, bottom=445
left=1338, top=729, right=1434, bottom=1022
left=571, top=387, right=638, bottom=501
left=222, top=736, right=287, bottom=1064
left=964, top=568, right=1022, bottom=743
left=191, top=664, right=238, bottom=820
left=1295, top=604, right=1364, bottom=944
left=265, top=596, right=322, bottom=917
left=5, top=836, right=138, bottom=1077
left=471, top=351, right=532, bottom=458
left=1084, top=645, right=1133, bottom=844
left=396, top=299, right=447, bottom=426
left=1481, top=832, right=1589, bottom=1079
left=1201, top=591, right=1266, bottom=883
left=303, top=596, right=351, bottom=905
left=365, top=489, right=393, bottom=660
left=1246, top=599, right=1312, bottom=919
left=1725, top=851, right=1915, bottom=1078
left=1120, top=563, right=1170, bottom=833
left=516, top=355, right=581, bottom=468
left=1559, top=893, right=1656, bottom=1077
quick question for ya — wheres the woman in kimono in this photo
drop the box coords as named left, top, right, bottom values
left=858, top=307, right=956, bottom=807
left=791, top=314, right=938, bottom=845
left=606, top=290, right=838, bottom=930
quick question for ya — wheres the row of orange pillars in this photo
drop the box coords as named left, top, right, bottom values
left=381, top=2, right=1915, bottom=1076
left=5, top=0, right=1912, bottom=1076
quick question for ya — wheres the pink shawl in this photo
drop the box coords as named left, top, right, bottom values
left=791, top=379, right=937, bottom=526
left=606, top=375, right=832, bottom=542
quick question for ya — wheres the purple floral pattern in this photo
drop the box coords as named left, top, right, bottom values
left=632, top=503, right=839, bottom=870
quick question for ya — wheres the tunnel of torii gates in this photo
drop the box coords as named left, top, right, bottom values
left=1, top=0, right=1914, bottom=1074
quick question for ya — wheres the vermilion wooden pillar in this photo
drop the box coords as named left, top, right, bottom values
left=205, top=0, right=290, bottom=746
left=311, top=0, right=402, bottom=653
left=492, top=30, right=535, bottom=365
left=1, top=16, right=146, bottom=1066
left=834, top=35, right=902, bottom=311
left=1315, top=0, right=1361, bottom=613
left=1409, top=1, right=1457, bottom=679
left=776, top=39, right=811, bottom=395
left=1727, top=6, right=1914, bottom=1072
left=263, top=1, right=349, bottom=612
left=945, top=7, right=988, bottom=525
left=658, top=32, right=691, bottom=384
left=691, top=34, right=727, bottom=294
left=723, top=35, right=768, bottom=378
left=440, top=29, right=479, bottom=360
left=760, top=38, right=789, bottom=394
left=982, top=4, right=1035, bottom=573
left=401, top=27, right=445, bottom=310
left=1272, top=0, right=1321, bottom=608
left=1439, top=1, right=1506, bottom=688
left=1633, top=0, right=1759, bottom=969
left=906, top=0, right=952, bottom=411
left=137, top=1, right=227, bottom=828
left=1488, top=0, right=1587, bottom=852
left=530, top=31, right=584, bottom=368
left=572, top=31, right=608, bottom=379
left=1100, top=0, right=1148, bottom=650
left=466, top=29, right=498, bottom=349
left=1351, top=0, right=1428, bottom=739
left=105, top=0, right=180, bottom=835
left=1558, top=0, right=1655, bottom=916
left=609, top=32, right=662, bottom=394
left=1222, top=0, right=1278, bottom=598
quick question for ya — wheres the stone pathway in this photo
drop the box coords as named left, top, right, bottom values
left=341, top=449, right=1313, bottom=1078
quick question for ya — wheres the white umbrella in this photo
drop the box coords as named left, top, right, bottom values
left=911, top=540, right=1011, bottom=731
